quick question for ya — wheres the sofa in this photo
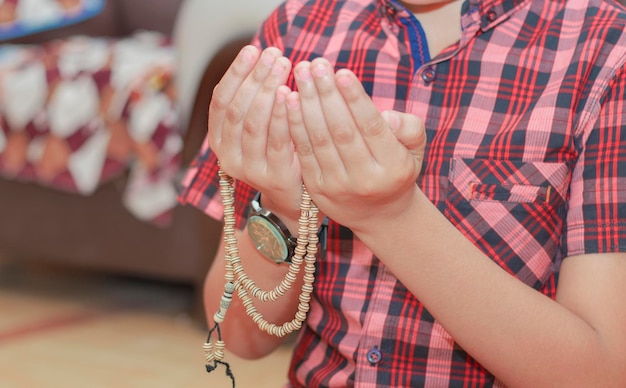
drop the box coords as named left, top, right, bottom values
left=0, top=0, right=281, bottom=324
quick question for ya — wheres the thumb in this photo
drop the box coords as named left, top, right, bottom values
left=382, top=110, right=427, bottom=161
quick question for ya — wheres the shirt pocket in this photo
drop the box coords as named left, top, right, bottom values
left=444, top=158, right=570, bottom=290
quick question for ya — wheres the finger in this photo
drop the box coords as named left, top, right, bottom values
left=335, top=69, right=401, bottom=167
left=292, top=61, right=346, bottom=177
left=267, top=85, right=298, bottom=174
left=223, top=47, right=283, bottom=153
left=208, top=45, right=260, bottom=148
left=241, top=55, right=292, bottom=174
left=309, top=58, right=373, bottom=175
left=382, top=110, right=427, bottom=161
left=286, top=90, right=322, bottom=188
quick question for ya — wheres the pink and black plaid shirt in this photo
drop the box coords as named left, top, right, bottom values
left=180, top=0, right=626, bottom=386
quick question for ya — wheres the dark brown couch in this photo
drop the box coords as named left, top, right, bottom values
left=0, top=0, right=253, bottom=324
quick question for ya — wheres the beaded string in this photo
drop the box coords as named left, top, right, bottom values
left=203, top=165, right=320, bottom=386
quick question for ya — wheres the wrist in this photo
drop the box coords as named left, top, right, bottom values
left=351, top=187, right=423, bottom=242
left=259, top=192, right=328, bottom=241
left=246, top=191, right=329, bottom=265
left=255, top=192, right=301, bottom=235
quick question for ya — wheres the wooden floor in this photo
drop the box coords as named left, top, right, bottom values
left=0, top=260, right=293, bottom=388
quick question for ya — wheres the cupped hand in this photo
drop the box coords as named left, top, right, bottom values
left=208, top=45, right=303, bottom=218
left=285, top=58, right=427, bottom=233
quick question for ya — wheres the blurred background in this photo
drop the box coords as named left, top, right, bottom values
left=0, top=0, right=289, bottom=386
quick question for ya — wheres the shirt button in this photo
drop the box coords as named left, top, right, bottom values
left=486, top=10, right=497, bottom=22
left=366, top=347, right=382, bottom=365
left=421, top=66, right=437, bottom=84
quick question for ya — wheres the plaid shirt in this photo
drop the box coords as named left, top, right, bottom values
left=180, top=0, right=626, bottom=386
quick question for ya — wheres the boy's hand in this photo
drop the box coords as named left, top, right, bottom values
left=208, top=45, right=303, bottom=219
left=286, top=58, right=427, bottom=232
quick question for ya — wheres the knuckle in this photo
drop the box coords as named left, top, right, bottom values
left=251, top=66, right=268, bottom=84
left=295, top=142, right=314, bottom=157
left=362, top=116, right=386, bottom=136
left=328, top=122, right=354, bottom=145
left=267, top=136, right=287, bottom=152
left=310, top=129, right=332, bottom=148
left=242, top=116, right=256, bottom=135
left=209, top=86, right=229, bottom=112
left=225, top=103, right=245, bottom=124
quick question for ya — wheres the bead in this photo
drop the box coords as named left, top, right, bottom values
left=203, top=342, right=214, bottom=362
left=242, top=297, right=253, bottom=309
left=220, top=291, right=233, bottom=310
left=298, top=302, right=310, bottom=313
left=295, top=311, right=307, bottom=322
left=213, top=311, right=225, bottom=323
left=299, top=294, right=311, bottom=305
left=217, top=172, right=318, bottom=342
left=214, top=341, right=225, bottom=361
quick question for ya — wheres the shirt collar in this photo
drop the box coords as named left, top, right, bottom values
left=380, top=0, right=530, bottom=30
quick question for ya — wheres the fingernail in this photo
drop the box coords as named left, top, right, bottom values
left=286, top=93, right=300, bottom=110
left=296, top=66, right=312, bottom=81
left=272, top=61, right=285, bottom=75
left=336, top=72, right=353, bottom=87
left=261, top=51, right=276, bottom=67
left=387, top=112, right=400, bottom=130
left=275, top=88, right=286, bottom=104
left=312, top=63, right=328, bottom=78
left=240, top=46, right=255, bottom=62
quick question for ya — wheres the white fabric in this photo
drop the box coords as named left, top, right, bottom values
left=123, top=164, right=179, bottom=221
left=172, top=0, right=283, bottom=130
left=48, top=76, right=100, bottom=138
left=129, top=93, right=171, bottom=143
left=57, top=36, right=110, bottom=78
left=67, top=127, right=109, bottom=194
left=1, top=61, right=47, bottom=130
left=17, top=0, right=63, bottom=26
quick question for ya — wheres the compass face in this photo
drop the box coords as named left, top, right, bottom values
left=247, top=215, right=288, bottom=263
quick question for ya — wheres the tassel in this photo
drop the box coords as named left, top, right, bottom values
left=203, top=322, right=236, bottom=387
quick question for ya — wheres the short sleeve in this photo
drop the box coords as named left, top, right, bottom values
left=564, top=64, right=626, bottom=256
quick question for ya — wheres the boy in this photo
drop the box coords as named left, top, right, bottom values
left=181, top=0, right=626, bottom=386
